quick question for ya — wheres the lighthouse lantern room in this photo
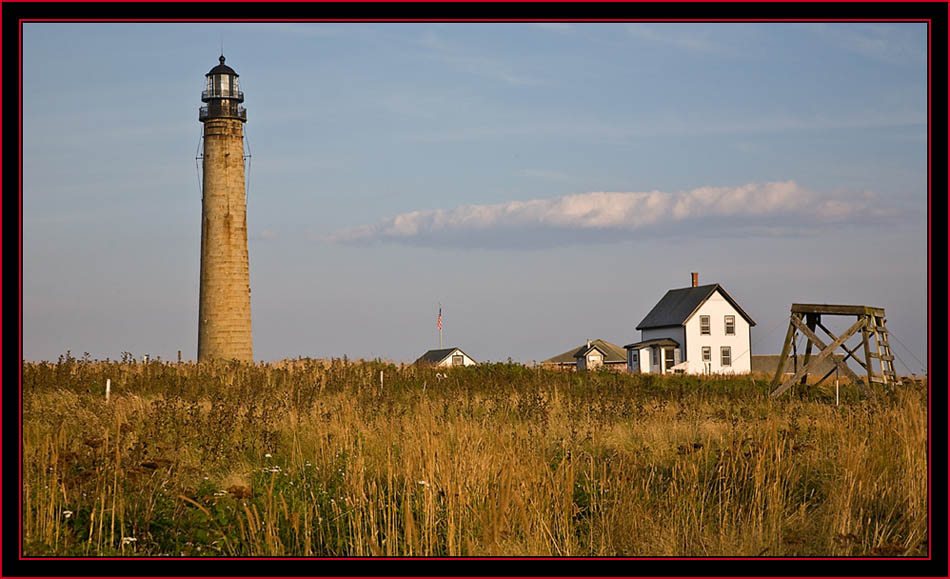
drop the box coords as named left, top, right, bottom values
left=199, top=55, right=246, bottom=122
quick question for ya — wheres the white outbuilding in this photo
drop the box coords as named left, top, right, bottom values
left=625, top=273, right=755, bottom=375
left=414, top=347, right=478, bottom=367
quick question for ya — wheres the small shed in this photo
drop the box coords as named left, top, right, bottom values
left=540, top=339, right=627, bottom=371
left=414, top=347, right=477, bottom=367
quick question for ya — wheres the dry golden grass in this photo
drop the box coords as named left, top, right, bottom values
left=21, top=356, right=928, bottom=557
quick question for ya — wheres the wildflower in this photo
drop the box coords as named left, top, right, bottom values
left=63, top=510, right=73, bottom=519
left=121, top=537, right=137, bottom=546
left=417, top=480, right=429, bottom=488
left=264, top=453, right=272, bottom=458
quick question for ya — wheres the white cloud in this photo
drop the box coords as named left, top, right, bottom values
left=324, top=180, right=898, bottom=249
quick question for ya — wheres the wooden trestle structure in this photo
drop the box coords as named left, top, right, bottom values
left=769, top=303, right=901, bottom=398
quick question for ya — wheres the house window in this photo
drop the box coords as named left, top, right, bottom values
left=452, top=354, right=464, bottom=367
left=702, top=346, right=711, bottom=361
left=700, top=315, right=710, bottom=335
left=721, top=346, right=732, bottom=367
left=725, top=315, right=735, bottom=336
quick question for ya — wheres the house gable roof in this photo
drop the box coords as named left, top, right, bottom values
left=414, top=347, right=474, bottom=365
left=541, top=339, right=626, bottom=365
left=575, top=344, right=608, bottom=359
left=636, top=284, right=756, bottom=330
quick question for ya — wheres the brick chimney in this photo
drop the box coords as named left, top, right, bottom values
left=691, top=272, right=699, bottom=287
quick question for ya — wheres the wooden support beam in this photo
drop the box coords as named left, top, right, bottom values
left=791, top=314, right=828, bottom=350
left=799, top=313, right=818, bottom=385
left=770, top=317, right=868, bottom=398
left=861, top=319, right=874, bottom=388
left=816, top=321, right=868, bottom=372
left=796, top=314, right=868, bottom=372
left=769, top=314, right=799, bottom=391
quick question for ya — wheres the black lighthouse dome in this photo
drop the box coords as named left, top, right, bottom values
left=207, top=55, right=238, bottom=77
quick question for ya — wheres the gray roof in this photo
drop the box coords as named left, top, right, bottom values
left=541, top=339, right=626, bottom=365
left=414, top=347, right=473, bottom=365
left=623, top=338, right=680, bottom=349
left=636, top=283, right=756, bottom=330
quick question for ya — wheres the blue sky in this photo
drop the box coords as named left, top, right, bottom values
left=22, top=22, right=929, bottom=370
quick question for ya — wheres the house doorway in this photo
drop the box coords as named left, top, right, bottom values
left=664, top=348, right=675, bottom=372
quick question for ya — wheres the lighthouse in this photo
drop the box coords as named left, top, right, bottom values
left=197, top=55, right=252, bottom=362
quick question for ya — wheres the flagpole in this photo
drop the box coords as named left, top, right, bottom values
left=439, top=302, right=443, bottom=348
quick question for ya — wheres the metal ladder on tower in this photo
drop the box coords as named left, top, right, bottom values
left=868, top=314, right=901, bottom=386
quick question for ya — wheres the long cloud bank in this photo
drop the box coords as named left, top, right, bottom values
left=325, top=180, right=896, bottom=249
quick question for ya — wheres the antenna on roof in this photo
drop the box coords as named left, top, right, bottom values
left=220, top=33, right=224, bottom=58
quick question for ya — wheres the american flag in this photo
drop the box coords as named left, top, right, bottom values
left=437, top=306, right=442, bottom=330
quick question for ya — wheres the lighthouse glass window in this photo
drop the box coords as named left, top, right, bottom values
left=216, top=74, right=230, bottom=97
left=208, top=74, right=231, bottom=97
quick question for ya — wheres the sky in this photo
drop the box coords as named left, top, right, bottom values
left=21, top=22, right=929, bottom=371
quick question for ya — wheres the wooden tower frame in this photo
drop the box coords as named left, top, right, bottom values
left=769, top=304, right=900, bottom=398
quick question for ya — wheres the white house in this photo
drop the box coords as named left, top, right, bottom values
left=625, top=273, right=755, bottom=375
left=414, top=347, right=477, bottom=367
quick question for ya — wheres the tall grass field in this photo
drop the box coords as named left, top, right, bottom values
left=21, top=354, right=928, bottom=557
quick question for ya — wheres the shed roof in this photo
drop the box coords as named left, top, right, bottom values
left=541, top=339, right=626, bottom=365
left=414, top=347, right=474, bottom=365
left=636, top=284, right=756, bottom=330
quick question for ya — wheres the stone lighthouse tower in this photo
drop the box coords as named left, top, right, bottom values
left=197, top=55, right=252, bottom=361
